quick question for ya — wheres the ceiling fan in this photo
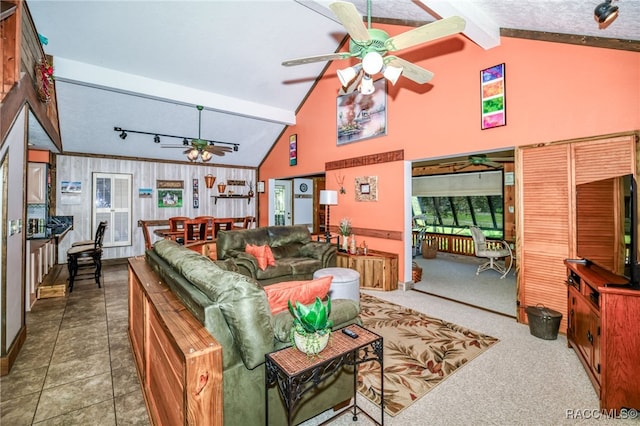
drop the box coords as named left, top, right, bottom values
left=438, top=154, right=514, bottom=171
left=282, top=0, right=466, bottom=92
left=161, top=105, right=233, bottom=161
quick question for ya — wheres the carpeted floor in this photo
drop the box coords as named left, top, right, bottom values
left=357, top=293, right=499, bottom=416
left=412, top=252, right=517, bottom=317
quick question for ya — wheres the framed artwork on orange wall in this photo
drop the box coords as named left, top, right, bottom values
left=289, top=134, right=297, bottom=166
left=481, top=63, right=506, bottom=130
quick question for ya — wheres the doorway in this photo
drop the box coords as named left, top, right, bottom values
left=410, top=150, right=517, bottom=317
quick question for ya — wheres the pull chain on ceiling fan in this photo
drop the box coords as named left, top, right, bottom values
left=282, top=0, right=466, bottom=93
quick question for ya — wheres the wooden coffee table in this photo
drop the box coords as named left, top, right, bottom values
left=265, top=324, right=384, bottom=425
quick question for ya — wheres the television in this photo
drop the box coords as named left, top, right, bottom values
left=575, top=174, right=639, bottom=289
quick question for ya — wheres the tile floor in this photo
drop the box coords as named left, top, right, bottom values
left=1, top=262, right=149, bottom=425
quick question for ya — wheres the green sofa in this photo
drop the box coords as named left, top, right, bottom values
left=145, top=239, right=360, bottom=425
left=216, top=225, right=337, bottom=286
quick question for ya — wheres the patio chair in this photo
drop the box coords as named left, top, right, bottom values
left=469, top=225, right=513, bottom=279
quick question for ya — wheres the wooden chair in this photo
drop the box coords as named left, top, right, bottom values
left=213, top=218, right=234, bottom=238
left=469, top=225, right=513, bottom=279
left=169, top=216, right=189, bottom=244
left=195, top=215, right=216, bottom=240
left=183, top=219, right=208, bottom=244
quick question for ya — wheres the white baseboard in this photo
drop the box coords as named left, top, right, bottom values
left=400, top=281, right=414, bottom=291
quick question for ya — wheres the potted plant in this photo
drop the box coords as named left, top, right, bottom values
left=338, top=218, right=352, bottom=252
left=288, top=296, right=333, bottom=356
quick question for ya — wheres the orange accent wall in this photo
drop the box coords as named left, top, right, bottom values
left=259, top=28, right=640, bottom=282
left=28, top=149, right=50, bottom=163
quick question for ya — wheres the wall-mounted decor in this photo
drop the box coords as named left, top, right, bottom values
left=139, top=188, right=152, bottom=198
left=337, top=79, right=386, bottom=145
left=257, top=181, right=265, bottom=193
left=481, top=63, right=506, bottom=130
left=289, top=134, right=297, bottom=166
left=192, top=178, right=199, bottom=208
left=204, top=174, right=216, bottom=188
left=60, top=180, right=82, bottom=205
left=355, top=176, right=378, bottom=202
left=157, top=180, right=184, bottom=208
left=157, top=180, right=184, bottom=189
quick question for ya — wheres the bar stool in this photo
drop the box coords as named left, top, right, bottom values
left=67, top=221, right=107, bottom=292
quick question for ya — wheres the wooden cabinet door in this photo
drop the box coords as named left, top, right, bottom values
left=27, top=163, right=46, bottom=204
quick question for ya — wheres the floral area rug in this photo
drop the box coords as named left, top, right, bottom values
left=357, top=293, right=499, bottom=416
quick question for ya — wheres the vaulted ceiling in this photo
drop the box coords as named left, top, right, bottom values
left=27, top=0, right=639, bottom=167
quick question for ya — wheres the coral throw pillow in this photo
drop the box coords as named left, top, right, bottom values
left=264, top=275, right=333, bottom=314
left=245, top=244, right=276, bottom=271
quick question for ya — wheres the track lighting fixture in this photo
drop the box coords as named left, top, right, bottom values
left=111, top=127, right=239, bottom=154
left=594, top=0, right=619, bottom=28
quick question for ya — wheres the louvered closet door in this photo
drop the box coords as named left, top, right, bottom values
left=518, top=134, right=636, bottom=333
left=518, top=144, right=571, bottom=331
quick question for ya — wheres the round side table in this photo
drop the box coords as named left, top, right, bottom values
left=313, top=267, right=360, bottom=304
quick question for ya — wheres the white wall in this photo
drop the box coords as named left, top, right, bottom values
left=0, top=106, right=27, bottom=351
left=55, top=155, right=256, bottom=260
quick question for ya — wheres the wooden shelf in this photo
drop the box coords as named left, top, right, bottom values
left=212, top=195, right=252, bottom=204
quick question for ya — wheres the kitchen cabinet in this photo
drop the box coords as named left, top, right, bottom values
left=27, top=163, right=47, bottom=204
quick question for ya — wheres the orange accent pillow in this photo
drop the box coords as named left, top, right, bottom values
left=264, top=275, right=333, bottom=314
left=245, top=244, right=276, bottom=271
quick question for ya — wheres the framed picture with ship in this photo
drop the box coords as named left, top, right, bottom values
left=336, top=78, right=387, bottom=145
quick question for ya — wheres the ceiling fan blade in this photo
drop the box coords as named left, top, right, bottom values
left=282, top=52, right=353, bottom=66
left=204, top=146, right=232, bottom=153
left=386, top=56, right=434, bottom=84
left=329, top=1, right=371, bottom=43
left=385, top=16, right=466, bottom=51
left=454, top=163, right=473, bottom=172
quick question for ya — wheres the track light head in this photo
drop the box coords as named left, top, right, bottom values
left=154, top=135, right=160, bottom=143
left=594, top=0, right=619, bottom=28
left=119, top=130, right=127, bottom=140
left=233, top=144, right=239, bottom=152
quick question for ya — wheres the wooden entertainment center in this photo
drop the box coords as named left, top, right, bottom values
left=565, top=260, right=640, bottom=413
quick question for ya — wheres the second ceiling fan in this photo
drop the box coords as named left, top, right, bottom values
left=283, top=0, right=466, bottom=93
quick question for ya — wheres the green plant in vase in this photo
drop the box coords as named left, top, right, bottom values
left=338, top=218, right=352, bottom=252
left=288, top=296, right=333, bottom=356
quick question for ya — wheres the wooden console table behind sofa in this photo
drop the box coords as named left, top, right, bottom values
left=128, top=257, right=223, bottom=425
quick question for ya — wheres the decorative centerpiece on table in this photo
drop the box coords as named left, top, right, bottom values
left=338, top=218, right=352, bottom=252
left=288, top=296, right=333, bottom=356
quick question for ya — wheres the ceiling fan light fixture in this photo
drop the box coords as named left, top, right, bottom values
left=358, top=74, right=375, bottom=95
left=187, top=149, right=199, bottom=161
left=362, top=51, right=383, bottom=75
left=337, top=66, right=358, bottom=87
left=383, top=65, right=403, bottom=85
left=594, top=0, right=619, bottom=27
left=200, top=150, right=212, bottom=162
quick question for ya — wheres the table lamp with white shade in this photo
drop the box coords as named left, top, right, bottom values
left=319, top=190, right=338, bottom=241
